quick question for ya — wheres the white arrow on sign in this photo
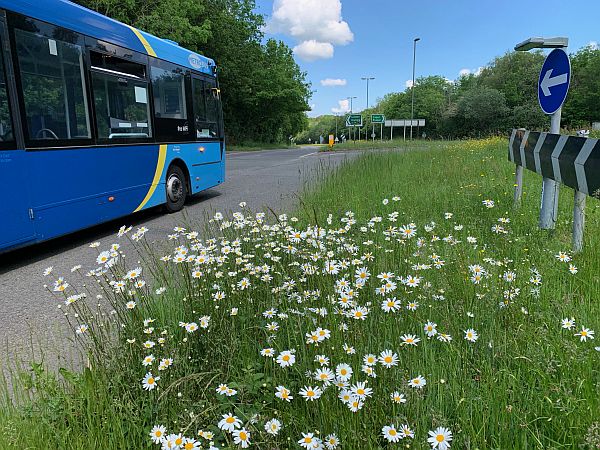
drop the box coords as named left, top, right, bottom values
left=540, top=69, right=568, bottom=97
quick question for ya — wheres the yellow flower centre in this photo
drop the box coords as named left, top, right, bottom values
left=384, top=356, right=392, bottom=363
left=357, top=388, right=365, bottom=395
left=283, top=355, right=290, bottom=361
left=307, top=391, right=315, bottom=397
left=148, top=378, right=155, bottom=384
left=304, top=437, right=312, bottom=443
left=341, top=369, right=347, bottom=375
left=436, top=434, right=445, bottom=442
left=175, top=438, right=183, bottom=445
left=355, top=312, right=363, bottom=317
left=582, top=330, right=588, bottom=336
left=239, top=432, right=247, bottom=440
left=184, top=443, right=193, bottom=450
left=226, top=417, right=235, bottom=424
left=155, top=431, right=162, bottom=437
left=389, top=429, right=397, bottom=436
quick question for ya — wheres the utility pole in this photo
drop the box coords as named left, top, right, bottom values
left=410, top=37, right=420, bottom=140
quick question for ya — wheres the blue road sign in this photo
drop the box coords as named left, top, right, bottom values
left=538, top=48, right=571, bottom=115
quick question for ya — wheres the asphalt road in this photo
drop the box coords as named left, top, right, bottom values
left=0, top=146, right=356, bottom=367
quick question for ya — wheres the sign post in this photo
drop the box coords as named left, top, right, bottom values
left=371, top=114, right=385, bottom=143
left=537, top=48, right=571, bottom=230
left=346, top=114, right=363, bottom=143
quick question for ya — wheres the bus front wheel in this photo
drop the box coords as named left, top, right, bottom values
left=165, top=165, right=187, bottom=213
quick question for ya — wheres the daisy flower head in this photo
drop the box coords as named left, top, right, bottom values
left=218, top=413, right=242, bottom=433
left=424, top=321, right=438, bottom=337
left=298, top=432, right=321, bottom=449
left=275, top=385, right=293, bottom=402
left=427, top=427, right=453, bottom=450
left=401, top=334, right=421, bottom=346
left=464, top=328, right=479, bottom=343
left=382, top=424, right=401, bottom=443
left=299, top=385, right=323, bottom=401
left=149, top=425, right=166, bottom=444
left=142, top=372, right=159, bottom=391
left=575, top=327, right=595, bottom=342
left=336, top=363, right=353, bottom=381
left=561, top=318, right=576, bottom=330
left=232, top=428, right=251, bottom=448
left=555, top=251, right=571, bottom=262
left=390, top=391, right=407, bottom=404
left=378, top=349, right=399, bottom=368
left=325, top=433, right=340, bottom=449
left=276, top=350, right=296, bottom=367
left=408, top=375, right=426, bottom=389
left=264, top=418, right=282, bottom=436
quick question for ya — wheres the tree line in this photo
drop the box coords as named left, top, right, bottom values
left=298, top=45, right=600, bottom=143
left=76, top=0, right=311, bottom=145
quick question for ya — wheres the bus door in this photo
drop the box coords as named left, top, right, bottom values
left=0, top=15, right=35, bottom=248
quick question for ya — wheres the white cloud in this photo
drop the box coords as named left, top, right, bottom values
left=293, top=40, right=334, bottom=61
left=321, top=78, right=347, bottom=87
left=405, top=80, right=414, bottom=88
left=588, top=41, right=599, bottom=50
left=331, top=99, right=350, bottom=114
left=459, top=68, right=471, bottom=77
left=266, top=0, right=353, bottom=61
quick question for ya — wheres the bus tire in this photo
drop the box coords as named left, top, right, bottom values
left=165, top=165, right=187, bottom=213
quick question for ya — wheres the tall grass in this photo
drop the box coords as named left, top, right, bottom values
left=0, top=138, right=598, bottom=449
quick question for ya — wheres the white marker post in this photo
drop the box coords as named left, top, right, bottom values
left=539, top=110, right=561, bottom=229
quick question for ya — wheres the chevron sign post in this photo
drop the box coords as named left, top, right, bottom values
left=509, top=129, right=600, bottom=251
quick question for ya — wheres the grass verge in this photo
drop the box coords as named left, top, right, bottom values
left=1, top=138, right=598, bottom=449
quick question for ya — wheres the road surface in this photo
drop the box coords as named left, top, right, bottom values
left=0, top=146, right=356, bottom=367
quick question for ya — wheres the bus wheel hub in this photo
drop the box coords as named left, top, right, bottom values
left=167, top=175, right=183, bottom=203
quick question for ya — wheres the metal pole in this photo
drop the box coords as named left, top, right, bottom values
left=514, top=165, right=524, bottom=207
left=410, top=38, right=420, bottom=140
left=380, top=123, right=383, bottom=142
left=573, top=190, right=586, bottom=252
left=539, top=108, right=561, bottom=229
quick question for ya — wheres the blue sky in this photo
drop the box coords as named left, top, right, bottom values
left=255, top=0, right=600, bottom=117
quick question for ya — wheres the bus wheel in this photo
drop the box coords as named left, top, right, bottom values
left=165, top=165, right=187, bottom=213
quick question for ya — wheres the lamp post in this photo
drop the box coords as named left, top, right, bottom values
left=362, top=76, right=375, bottom=141
left=410, top=37, right=420, bottom=140
left=515, top=36, right=568, bottom=231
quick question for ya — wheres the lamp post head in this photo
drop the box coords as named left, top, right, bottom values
left=514, top=37, right=568, bottom=51
left=414, top=37, right=421, bottom=43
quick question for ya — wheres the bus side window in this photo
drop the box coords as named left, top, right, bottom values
left=0, top=40, right=14, bottom=143
left=14, top=29, right=91, bottom=142
left=192, top=77, right=219, bottom=139
left=150, top=61, right=190, bottom=141
left=90, top=52, right=151, bottom=140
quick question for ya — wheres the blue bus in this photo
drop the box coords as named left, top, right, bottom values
left=0, top=0, right=225, bottom=252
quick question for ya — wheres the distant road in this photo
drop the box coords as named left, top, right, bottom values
left=0, top=146, right=356, bottom=366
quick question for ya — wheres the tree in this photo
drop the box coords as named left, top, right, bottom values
left=563, top=45, right=600, bottom=127
left=455, top=87, right=509, bottom=136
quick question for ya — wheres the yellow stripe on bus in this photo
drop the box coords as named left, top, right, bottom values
left=127, top=25, right=157, bottom=57
left=134, top=144, right=168, bottom=212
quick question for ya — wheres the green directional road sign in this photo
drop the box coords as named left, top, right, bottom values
left=371, top=114, right=385, bottom=124
left=346, top=114, right=363, bottom=127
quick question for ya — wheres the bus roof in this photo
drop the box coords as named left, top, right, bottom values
left=0, top=0, right=216, bottom=75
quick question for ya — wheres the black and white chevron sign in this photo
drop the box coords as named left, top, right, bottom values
left=509, top=129, right=600, bottom=199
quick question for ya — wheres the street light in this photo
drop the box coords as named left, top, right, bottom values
left=410, top=37, right=420, bottom=140
left=361, top=77, right=375, bottom=141
left=514, top=36, right=568, bottom=230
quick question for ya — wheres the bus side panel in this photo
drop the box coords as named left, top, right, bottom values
left=27, top=144, right=161, bottom=240
left=0, top=149, right=36, bottom=249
